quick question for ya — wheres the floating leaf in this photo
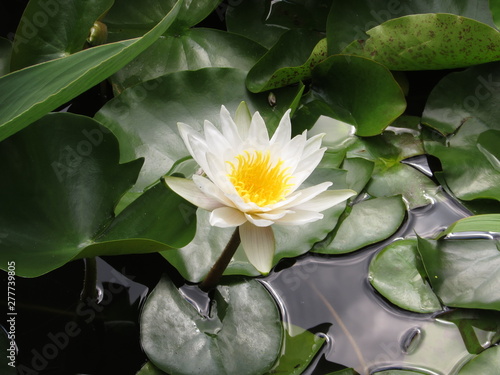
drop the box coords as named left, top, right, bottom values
left=314, top=196, right=406, bottom=254
left=0, top=113, right=195, bottom=277
left=140, top=275, right=282, bottom=375
left=327, top=0, right=497, bottom=54
left=0, top=0, right=183, bottom=142
left=111, top=28, right=266, bottom=92
left=311, top=55, right=406, bottom=137
left=246, top=30, right=325, bottom=93
left=342, top=14, right=500, bottom=70
left=369, top=239, right=442, bottom=313
left=457, top=345, right=500, bottom=374
left=418, top=237, right=500, bottom=310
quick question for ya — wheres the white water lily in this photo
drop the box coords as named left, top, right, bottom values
left=164, top=103, right=356, bottom=274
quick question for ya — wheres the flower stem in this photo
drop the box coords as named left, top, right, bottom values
left=199, top=227, right=241, bottom=292
left=81, top=257, right=98, bottom=302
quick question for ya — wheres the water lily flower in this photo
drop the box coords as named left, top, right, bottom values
left=164, top=103, right=356, bottom=274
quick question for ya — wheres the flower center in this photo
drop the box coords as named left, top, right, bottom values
left=227, top=150, right=294, bottom=207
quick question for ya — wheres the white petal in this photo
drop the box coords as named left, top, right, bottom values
left=302, top=133, right=325, bottom=158
left=294, top=189, right=356, bottom=212
left=248, top=111, right=269, bottom=144
left=233, top=102, right=252, bottom=139
left=210, top=207, right=247, bottom=227
left=239, top=222, right=275, bottom=274
left=255, top=209, right=291, bottom=221
left=203, top=119, right=232, bottom=152
left=177, top=122, right=204, bottom=157
left=192, top=174, right=234, bottom=207
left=270, top=109, right=291, bottom=146
left=163, top=176, right=223, bottom=211
left=245, top=213, right=274, bottom=227
left=275, top=210, right=324, bottom=225
left=280, top=182, right=333, bottom=209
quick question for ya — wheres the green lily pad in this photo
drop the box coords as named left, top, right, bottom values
left=369, top=239, right=442, bottom=313
left=457, top=345, right=500, bottom=375
left=326, top=369, right=359, bottom=375
left=246, top=30, right=325, bottom=93
left=140, top=274, right=282, bottom=375
left=111, top=28, right=267, bottom=92
left=162, top=168, right=350, bottom=282
left=311, top=55, right=406, bottom=137
left=373, top=371, right=427, bottom=375
left=342, top=14, right=500, bottom=70
left=439, top=309, right=500, bottom=354
left=327, top=0, right=497, bottom=54
left=266, top=324, right=325, bottom=375
left=417, top=237, right=500, bottom=310
left=0, top=113, right=195, bottom=277
left=0, top=0, right=183, bottom=142
left=0, top=38, right=12, bottom=77
left=95, top=67, right=303, bottom=192
left=314, top=195, right=406, bottom=254
left=437, top=214, right=500, bottom=239
left=10, top=0, right=113, bottom=70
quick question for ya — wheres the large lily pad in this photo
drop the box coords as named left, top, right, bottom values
left=342, top=14, right=500, bottom=70
left=437, top=214, right=500, bottom=239
left=311, top=55, right=406, bottom=137
left=140, top=275, right=282, bottom=375
left=369, top=239, right=442, bottom=313
left=418, top=237, right=500, bottom=310
left=313, top=195, right=406, bottom=254
left=111, top=28, right=266, bottom=92
left=422, top=62, right=500, bottom=201
left=0, top=113, right=195, bottom=277
left=327, top=0, right=497, bottom=54
left=457, top=345, right=500, bottom=375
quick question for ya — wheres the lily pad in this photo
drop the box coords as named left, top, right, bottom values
left=111, top=28, right=267, bottom=92
left=313, top=195, right=406, bottom=254
left=140, top=275, right=282, bottom=375
left=457, top=345, right=500, bottom=375
left=311, top=55, right=406, bottom=137
left=246, top=30, right=326, bottom=93
left=417, top=237, right=500, bottom=310
left=10, top=0, right=113, bottom=70
left=327, top=0, right=497, bottom=54
left=342, top=14, right=500, bottom=70
left=369, top=239, right=442, bottom=313
left=0, top=113, right=195, bottom=277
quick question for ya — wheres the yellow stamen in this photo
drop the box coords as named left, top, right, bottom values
left=227, top=150, right=294, bottom=206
